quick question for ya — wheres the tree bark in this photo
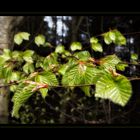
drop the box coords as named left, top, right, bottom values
left=0, top=16, right=23, bottom=123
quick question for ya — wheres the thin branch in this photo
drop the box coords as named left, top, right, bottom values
left=0, top=76, right=140, bottom=89
left=128, top=77, right=140, bottom=81
left=75, top=16, right=84, bottom=33
left=95, top=31, right=140, bottom=38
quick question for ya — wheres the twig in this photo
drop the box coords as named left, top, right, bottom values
left=1, top=76, right=140, bottom=89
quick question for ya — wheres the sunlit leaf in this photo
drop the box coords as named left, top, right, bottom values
left=12, top=51, right=23, bottom=62
left=58, top=64, right=69, bottom=75
left=62, top=64, right=104, bottom=96
left=100, top=54, right=121, bottom=71
left=39, top=88, right=48, bottom=99
left=95, top=74, right=132, bottom=106
left=7, top=71, right=21, bottom=83
left=90, top=37, right=98, bottom=44
left=10, top=85, right=17, bottom=92
left=0, top=49, right=12, bottom=65
left=14, top=32, right=30, bottom=45
left=74, top=51, right=91, bottom=61
left=23, top=63, right=35, bottom=74
left=131, top=53, right=138, bottom=61
left=44, top=42, right=53, bottom=47
left=12, top=83, right=36, bottom=118
left=35, top=71, right=58, bottom=86
left=116, top=63, right=128, bottom=71
left=103, top=32, right=112, bottom=45
left=23, top=50, right=34, bottom=63
left=91, top=43, right=103, bottom=52
left=113, top=29, right=126, bottom=45
left=2, top=66, right=12, bottom=79
left=109, top=31, right=116, bottom=41
left=20, top=32, right=30, bottom=40
left=35, top=35, right=46, bottom=46
left=70, top=42, right=82, bottom=51
left=43, top=53, right=58, bottom=71
left=64, top=50, right=71, bottom=56
left=14, top=34, right=23, bottom=45
left=55, top=45, right=65, bottom=54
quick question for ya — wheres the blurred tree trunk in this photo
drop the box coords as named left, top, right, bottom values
left=71, top=16, right=84, bottom=42
left=0, top=16, right=23, bottom=123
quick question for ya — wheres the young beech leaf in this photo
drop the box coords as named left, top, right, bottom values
left=14, top=34, right=22, bottom=45
left=35, top=35, right=46, bottom=46
left=131, top=53, right=138, bottom=61
left=95, top=74, right=132, bottom=107
left=23, top=50, right=34, bottom=63
left=91, top=43, right=103, bottom=52
left=116, top=63, right=128, bottom=71
left=90, top=37, right=98, bottom=44
left=113, top=30, right=126, bottom=45
left=20, top=32, right=30, bottom=40
left=103, top=32, right=112, bottom=45
left=109, top=31, right=116, bottom=41
left=58, top=64, right=69, bottom=75
left=70, top=42, right=82, bottom=51
left=23, top=63, right=35, bottom=74
left=55, top=45, right=65, bottom=54
left=74, top=51, right=91, bottom=61
left=39, top=88, right=48, bottom=99
left=7, top=71, right=21, bottom=83
left=12, top=84, right=36, bottom=118
left=14, top=32, right=30, bottom=45
left=62, top=64, right=104, bottom=97
left=12, top=51, right=22, bottom=61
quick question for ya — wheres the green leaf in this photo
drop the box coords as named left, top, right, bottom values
left=58, top=64, right=69, bottom=75
left=62, top=64, right=104, bottom=96
left=55, top=45, right=65, bottom=54
left=14, top=34, right=23, bottom=45
left=109, top=31, right=116, bottom=41
left=100, top=54, right=121, bottom=71
left=2, top=66, right=12, bottom=79
left=64, top=50, right=71, bottom=56
left=35, top=71, right=58, bottom=86
left=12, top=83, right=36, bottom=118
left=20, top=32, right=30, bottom=40
left=91, top=43, right=103, bottom=52
left=39, top=88, right=48, bottom=99
left=7, top=71, right=21, bottom=83
left=131, top=53, right=138, bottom=61
left=0, top=49, right=11, bottom=65
left=35, top=56, right=44, bottom=68
left=23, top=50, right=34, bottom=63
left=12, top=51, right=23, bottom=62
left=103, top=32, right=112, bottom=45
left=14, top=32, right=30, bottom=45
left=74, top=51, right=91, bottom=61
left=43, top=53, right=58, bottom=71
left=116, top=63, right=128, bottom=71
left=113, top=30, right=126, bottom=45
left=90, top=37, right=98, bottom=43
left=70, top=42, right=82, bottom=51
left=35, top=35, right=46, bottom=46
left=118, top=36, right=126, bottom=45
left=44, top=42, right=53, bottom=47
left=10, top=85, right=17, bottom=92
left=23, top=63, right=35, bottom=74
left=95, top=74, right=132, bottom=106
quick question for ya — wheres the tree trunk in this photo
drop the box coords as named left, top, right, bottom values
left=0, top=16, right=23, bottom=123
